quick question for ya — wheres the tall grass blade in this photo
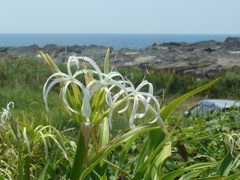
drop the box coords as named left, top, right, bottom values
left=100, top=174, right=108, bottom=180
left=178, top=170, right=201, bottom=180
left=144, top=142, right=172, bottom=180
left=0, top=169, right=12, bottom=180
left=133, top=134, right=168, bottom=179
left=132, top=136, right=149, bottom=176
left=163, top=70, right=174, bottom=98
left=224, top=170, right=240, bottom=180
left=160, top=162, right=217, bottom=180
left=38, top=161, right=50, bottom=180
left=197, top=176, right=228, bottom=180
left=23, top=127, right=31, bottom=154
left=24, top=155, right=31, bottom=180
left=216, top=151, right=235, bottom=176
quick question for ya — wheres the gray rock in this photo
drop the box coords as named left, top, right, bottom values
left=1, top=37, right=240, bottom=78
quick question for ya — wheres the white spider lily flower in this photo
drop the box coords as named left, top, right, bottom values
left=224, top=133, right=240, bottom=156
left=43, top=56, right=95, bottom=120
left=0, top=102, right=14, bottom=125
left=68, top=56, right=129, bottom=124
left=43, top=55, right=129, bottom=125
left=43, top=65, right=86, bottom=114
left=114, top=80, right=161, bottom=127
left=84, top=68, right=129, bottom=129
left=128, top=80, right=161, bottom=127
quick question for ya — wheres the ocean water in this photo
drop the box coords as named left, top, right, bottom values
left=0, top=33, right=239, bottom=50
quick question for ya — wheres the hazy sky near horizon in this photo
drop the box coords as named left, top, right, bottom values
left=1, top=0, right=240, bottom=34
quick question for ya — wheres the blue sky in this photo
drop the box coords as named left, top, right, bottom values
left=1, top=0, right=240, bottom=34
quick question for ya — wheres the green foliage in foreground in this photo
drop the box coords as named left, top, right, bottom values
left=0, top=55, right=240, bottom=179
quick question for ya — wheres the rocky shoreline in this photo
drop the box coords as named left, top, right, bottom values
left=1, top=37, right=240, bottom=78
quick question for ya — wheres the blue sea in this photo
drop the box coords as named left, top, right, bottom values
left=0, top=33, right=240, bottom=50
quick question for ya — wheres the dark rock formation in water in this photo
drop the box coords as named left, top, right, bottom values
left=1, top=37, right=240, bottom=78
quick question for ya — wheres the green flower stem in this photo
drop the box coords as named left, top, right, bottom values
left=38, top=51, right=60, bottom=73
left=90, top=126, right=99, bottom=154
left=70, top=122, right=93, bottom=180
left=70, top=129, right=86, bottom=180
left=91, top=89, right=106, bottom=123
left=95, top=97, right=128, bottom=125
left=71, top=83, right=82, bottom=108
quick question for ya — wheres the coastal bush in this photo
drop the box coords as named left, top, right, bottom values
left=213, top=72, right=240, bottom=98
left=1, top=52, right=240, bottom=179
left=1, top=56, right=239, bottom=107
left=166, top=107, right=240, bottom=178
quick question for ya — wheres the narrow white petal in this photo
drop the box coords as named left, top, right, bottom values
left=62, top=81, right=80, bottom=114
left=79, top=56, right=104, bottom=82
left=82, top=89, right=92, bottom=119
left=43, top=77, right=67, bottom=111
left=61, top=78, right=86, bottom=114
left=129, top=97, right=139, bottom=127
left=67, top=56, right=74, bottom=76
left=113, top=90, right=129, bottom=113
left=6, top=102, right=14, bottom=110
left=135, top=80, right=149, bottom=92
left=105, top=91, right=113, bottom=129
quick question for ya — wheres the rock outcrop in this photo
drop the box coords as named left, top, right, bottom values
left=1, top=37, right=240, bottom=78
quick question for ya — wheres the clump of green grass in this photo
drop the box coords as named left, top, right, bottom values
left=0, top=57, right=70, bottom=127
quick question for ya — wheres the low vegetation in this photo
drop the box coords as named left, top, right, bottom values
left=0, top=52, right=240, bottom=179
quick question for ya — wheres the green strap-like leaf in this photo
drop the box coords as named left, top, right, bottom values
left=100, top=173, right=108, bottom=180
left=146, top=142, right=172, bottom=180
left=38, top=161, right=50, bottom=180
left=224, top=170, right=240, bottom=180
left=160, top=78, right=220, bottom=121
left=216, top=151, right=235, bottom=177
left=160, top=162, right=217, bottom=180
left=70, top=130, right=86, bottom=180
left=104, top=48, right=110, bottom=74
left=81, top=124, right=159, bottom=179
left=178, top=170, right=201, bottom=180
